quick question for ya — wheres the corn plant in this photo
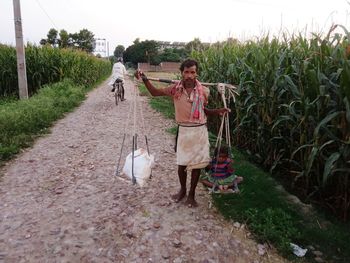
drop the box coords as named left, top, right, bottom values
left=0, top=44, right=111, bottom=97
left=193, top=25, right=350, bottom=221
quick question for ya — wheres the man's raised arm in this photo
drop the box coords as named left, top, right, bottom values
left=134, top=69, right=167, bottom=97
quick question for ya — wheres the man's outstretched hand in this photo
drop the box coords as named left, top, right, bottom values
left=134, top=69, right=141, bottom=80
left=134, top=69, right=147, bottom=81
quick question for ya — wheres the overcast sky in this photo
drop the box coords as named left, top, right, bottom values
left=1, top=0, right=349, bottom=55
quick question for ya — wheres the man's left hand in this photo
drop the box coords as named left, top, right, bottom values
left=218, top=108, right=231, bottom=116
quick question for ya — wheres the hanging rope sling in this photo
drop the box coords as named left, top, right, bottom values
left=145, top=77, right=238, bottom=153
left=116, top=76, right=239, bottom=188
left=136, top=76, right=238, bottom=156
left=115, top=78, right=151, bottom=185
left=209, top=83, right=239, bottom=193
left=135, top=77, right=239, bottom=192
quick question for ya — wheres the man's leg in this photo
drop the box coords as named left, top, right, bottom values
left=185, top=169, right=201, bottom=207
left=171, top=165, right=187, bottom=202
left=121, top=83, right=125, bottom=101
left=111, top=84, right=115, bottom=92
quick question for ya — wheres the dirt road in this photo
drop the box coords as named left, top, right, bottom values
left=0, top=77, right=288, bottom=262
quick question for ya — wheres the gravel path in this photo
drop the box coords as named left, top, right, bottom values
left=0, top=77, right=288, bottom=263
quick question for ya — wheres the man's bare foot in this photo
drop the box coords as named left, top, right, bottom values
left=171, top=189, right=186, bottom=203
left=184, top=197, right=198, bottom=208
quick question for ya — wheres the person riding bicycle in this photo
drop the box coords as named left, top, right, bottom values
left=109, top=57, right=127, bottom=101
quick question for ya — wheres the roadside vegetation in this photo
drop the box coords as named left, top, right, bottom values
left=0, top=44, right=111, bottom=97
left=0, top=44, right=111, bottom=165
left=192, top=26, right=350, bottom=223
left=0, top=80, right=85, bottom=163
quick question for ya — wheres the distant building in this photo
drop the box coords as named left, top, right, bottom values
left=156, top=41, right=187, bottom=50
left=171, top=41, right=187, bottom=48
left=157, top=41, right=172, bottom=50
left=93, top=38, right=107, bottom=57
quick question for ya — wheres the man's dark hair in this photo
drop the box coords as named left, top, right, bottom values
left=117, top=57, right=123, bottom=62
left=214, top=145, right=230, bottom=157
left=179, top=59, right=199, bottom=72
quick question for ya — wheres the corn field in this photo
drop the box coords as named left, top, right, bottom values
left=193, top=25, right=350, bottom=221
left=0, top=44, right=111, bottom=97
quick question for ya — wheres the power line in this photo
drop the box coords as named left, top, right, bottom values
left=34, top=0, right=58, bottom=29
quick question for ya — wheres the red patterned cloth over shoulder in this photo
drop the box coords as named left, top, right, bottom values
left=170, top=80, right=207, bottom=123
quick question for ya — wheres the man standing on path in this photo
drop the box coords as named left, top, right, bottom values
left=135, top=59, right=229, bottom=207
left=109, top=57, right=127, bottom=101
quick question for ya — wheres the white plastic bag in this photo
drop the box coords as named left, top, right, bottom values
left=122, top=148, right=155, bottom=187
left=290, top=243, right=308, bottom=257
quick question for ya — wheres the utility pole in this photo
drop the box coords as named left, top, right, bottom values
left=13, top=0, right=28, bottom=99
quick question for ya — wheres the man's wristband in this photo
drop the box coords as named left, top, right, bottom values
left=141, top=75, right=148, bottom=81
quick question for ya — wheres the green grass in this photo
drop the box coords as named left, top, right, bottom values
left=149, top=96, right=175, bottom=119
left=137, top=81, right=350, bottom=263
left=138, top=83, right=175, bottom=119
left=138, top=84, right=150, bottom=97
left=0, top=79, right=86, bottom=163
left=0, top=61, right=110, bottom=167
left=166, top=126, right=178, bottom=135
left=0, top=96, right=17, bottom=105
left=214, top=149, right=350, bottom=262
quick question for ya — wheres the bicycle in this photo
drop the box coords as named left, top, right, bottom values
left=112, top=78, right=124, bottom=105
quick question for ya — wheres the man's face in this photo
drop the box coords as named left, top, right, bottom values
left=181, top=65, right=197, bottom=88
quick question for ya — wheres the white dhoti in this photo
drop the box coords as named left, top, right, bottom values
left=108, top=77, right=116, bottom=87
left=176, top=124, right=210, bottom=170
left=108, top=76, right=124, bottom=87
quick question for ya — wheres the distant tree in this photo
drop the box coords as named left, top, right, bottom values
left=47, top=28, right=59, bottom=46
left=76, top=29, right=95, bottom=53
left=40, top=28, right=95, bottom=53
left=143, top=40, right=160, bottom=64
left=113, top=45, right=125, bottom=58
left=123, top=38, right=192, bottom=66
left=39, top=39, right=47, bottom=45
left=40, top=28, right=59, bottom=47
left=59, top=29, right=69, bottom=48
left=174, top=48, right=189, bottom=60
left=185, top=38, right=204, bottom=52
left=68, top=32, right=79, bottom=47
left=124, top=39, right=159, bottom=66
left=159, top=48, right=181, bottom=62
left=225, top=37, right=239, bottom=44
left=124, top=43, right=145, bottom=66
